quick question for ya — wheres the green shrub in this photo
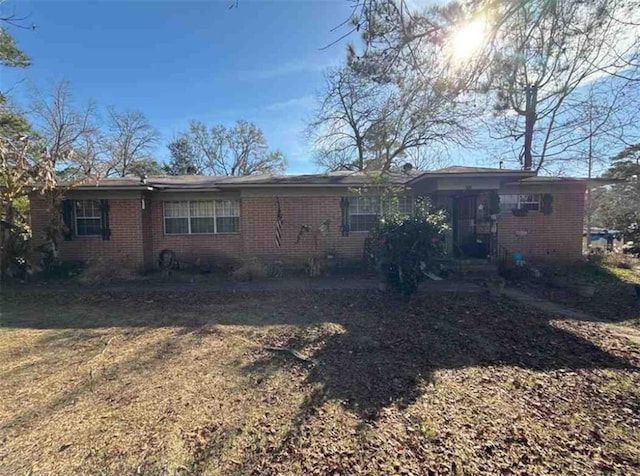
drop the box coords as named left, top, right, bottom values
left=368, top=200, right=449, bottom=296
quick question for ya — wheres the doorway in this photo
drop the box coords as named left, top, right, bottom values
left=452, top=195, right=487, bottom=258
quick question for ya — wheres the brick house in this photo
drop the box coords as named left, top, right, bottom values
left=28, top=166, right=588, bottom=272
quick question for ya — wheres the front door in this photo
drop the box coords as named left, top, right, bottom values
left=453, top=195, right=476, bottom=257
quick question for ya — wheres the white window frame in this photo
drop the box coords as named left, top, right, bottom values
left=74, top=199, right=102, bottom=237
left=349, top=195, right=414, bottom=233
left=163, top=200, right=240, bottom=235
left=499, top=194, right=541, bottom=214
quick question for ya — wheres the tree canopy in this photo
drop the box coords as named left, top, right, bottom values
left=165, top=120, right=286, bottom=176
left=592, top=143, right=640, bottom=231
left=315, top=0, right=640, bottom=174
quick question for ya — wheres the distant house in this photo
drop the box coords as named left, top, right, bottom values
left=28, top=166, right=588, bottom=271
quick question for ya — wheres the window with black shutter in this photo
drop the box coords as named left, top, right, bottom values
left=62, top=200, right=74, bottom=241
left=99, top=199, right=111, bottom=240
left=74, top=200, right=102, bottom=236
left=340, top=197, right=350, bottom=236
left=64, top=199, right=112, bottom=239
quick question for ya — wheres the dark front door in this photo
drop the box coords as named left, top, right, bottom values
left=453, top=195, right=487, bottom=258
left=454, top=195, right=475, bottom=256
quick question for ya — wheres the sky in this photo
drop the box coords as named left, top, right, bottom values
left=0, top=0, right=367, bottom=173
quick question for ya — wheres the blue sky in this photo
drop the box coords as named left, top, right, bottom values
left=0, top=0, right=362, bottom=173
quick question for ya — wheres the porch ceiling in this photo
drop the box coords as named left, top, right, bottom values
left=407, top=168, right=536, bottom=194
left=410, top=175, right=526, bottom=194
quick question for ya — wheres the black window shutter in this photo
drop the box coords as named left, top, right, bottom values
left=62, top=199, right=74, bottom=241
left=100, top=199, right=111, bottom=240
left=340, top=197, right=350, bottom=237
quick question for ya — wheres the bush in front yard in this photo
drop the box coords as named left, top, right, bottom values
left=76, top=258, right=140, bottom=285
left=369, top=200, right=449, bottom=296
left=230, top=257, right=268, bottom=282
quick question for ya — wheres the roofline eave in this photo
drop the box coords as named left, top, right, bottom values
left=406, top=171, right=536, bottom=186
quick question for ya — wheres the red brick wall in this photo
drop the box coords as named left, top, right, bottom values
left=145, top=195, right=366, bottom=268
left=497, top=188, right=585, bottom=262
left=29, top=194, right=145, bottom=270
left=147, top=199, right=244, bottom=269
left=141, top=194, right=155, bottom=269
left=241, top=195, right=367, bottom=264
left=30, top=186, right=586, bottom=272
left=29, top=192, right=368, bottom=272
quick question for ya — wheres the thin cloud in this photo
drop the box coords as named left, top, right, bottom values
left=264, top=95, right=315, bottom=112
left=238, top=58, right=339, bottom=81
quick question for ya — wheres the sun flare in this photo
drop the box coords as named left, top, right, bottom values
left=450, top=18, right=487, bottom=62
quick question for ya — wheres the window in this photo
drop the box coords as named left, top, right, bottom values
left=75, top=200, right=102, bottom=236
left=348, top=196, right=414, bottom=232
left=349, top=196, right=380, bottom=232
left=499, top=194, right=541, bottom=213
left=163, top=200, right=240, bottom=234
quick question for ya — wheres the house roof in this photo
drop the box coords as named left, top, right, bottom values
left=57, top=165, right=601, bottom=192
left=405, top=166, right=536, bottom=188
left=429, top=166, right=530, bottom=174
left=63, top=170, right=417, bottom=191
left=505, top=176, right=620, bottom=186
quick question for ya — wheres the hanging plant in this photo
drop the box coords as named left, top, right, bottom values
left=542, top=194, right=553, bottom=215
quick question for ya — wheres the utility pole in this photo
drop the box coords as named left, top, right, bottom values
left=523, top=84, right=538, bottom=171
left=586, top=103, right=594, bottom=253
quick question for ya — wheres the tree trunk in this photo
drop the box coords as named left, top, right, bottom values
left=523, top=84, right=538, bottom=171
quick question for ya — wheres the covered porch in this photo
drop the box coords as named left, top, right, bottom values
left=407, top=166, right=536, bottom=260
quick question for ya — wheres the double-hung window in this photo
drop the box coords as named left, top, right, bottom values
left=75, top=200, right=102, bottom=236
left=163, top=200, right=240, bottom=234
left=348, top=196, right=414, bottom=232
left=499, top=194, right=541, bottom=213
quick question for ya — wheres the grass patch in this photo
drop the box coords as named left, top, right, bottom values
left=1, top=288, right=639, bottom=474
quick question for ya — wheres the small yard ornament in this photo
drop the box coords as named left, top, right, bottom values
left=513, top=251, right=525, bottom=267
left=296, top=219, right=331, bottom=277
left=158, top=249, right=178, bottom=278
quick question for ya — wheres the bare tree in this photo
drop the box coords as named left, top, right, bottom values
left=30, top=81, right=102, bottom=177
left=562, top=80, right=640, bottom=244
left=307, top=68, right=377, bottom=171
left=340, top=0, right=640, bottom=173
left=479, top=0, right=640, bottom=171
left=308, top=60, right=471, bottom=172
left=104, top=107, right=159, bottom=177
left=184, top=120, right=286, bottom=176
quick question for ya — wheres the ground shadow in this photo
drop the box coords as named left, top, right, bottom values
left=2, top=287, right=637, bottom=422
left=505, top=259, right=640, bottom=322
left=241, top=291, right=637, bottom=422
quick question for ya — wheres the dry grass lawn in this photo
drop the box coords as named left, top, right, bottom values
left=1, top=288, right=639, bottom=475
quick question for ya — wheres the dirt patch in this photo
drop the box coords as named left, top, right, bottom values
left=1, top=289, right=639, bottom=474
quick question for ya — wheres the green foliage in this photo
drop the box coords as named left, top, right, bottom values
left=593, top=144, right=640, bottom=254
left=622, top=224, right=640, bottom=256
left=369, top=200, right=449, bottom=296
left=175, top=120, right=286, bottom=176
left=0, top=27, right=30, bottom=68
left=612, top=143, right=640, bottom=163
left=127, top=157, right=164, bottom=177
left=165, top=135, right=199, bottom=175
left=593, top=147, right=640, bottom=232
